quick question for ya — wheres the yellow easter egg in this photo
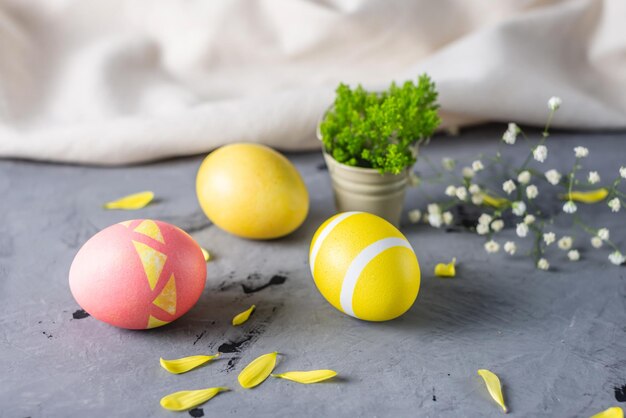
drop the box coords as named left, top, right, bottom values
left=196, top=143, right=309, bottom=239
left=310, top=212, right=420, bottom=321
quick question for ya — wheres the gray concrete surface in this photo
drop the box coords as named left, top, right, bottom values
left=0, top=125, right=625, bottom=418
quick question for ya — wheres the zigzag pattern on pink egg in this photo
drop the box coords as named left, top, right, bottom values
left=69, top=219, right=206, bottom=330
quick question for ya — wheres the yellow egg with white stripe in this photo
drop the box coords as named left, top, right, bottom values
left=309, top=212, right=420, bottom=321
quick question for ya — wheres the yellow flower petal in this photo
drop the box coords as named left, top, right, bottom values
left=201, top=247, right=211, bottom=262
left=232, top=305, right=256, bottom=326
left=160, top=387, right=229, bottom=411
left=481, top=193, right=508, bottom=209
left=477, top=369, right=508, bottom=413
left=590, top=407, right=624, bottom=418
left=434, top=258, right=456, bottom=278
left=160, top=354, right=220, bottom=374
left=562, top=188, right=609, bottom=203
left=271, top=370, right=337, bottom=384
left=103, top=191, right=154, bottom=210
left=238, top=352, right=278, bottom=389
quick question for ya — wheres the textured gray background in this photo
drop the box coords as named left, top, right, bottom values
left=0, top=125, right=625, bottom=418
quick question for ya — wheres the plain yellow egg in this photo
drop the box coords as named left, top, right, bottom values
left=196, top=143, right=309, bottom=239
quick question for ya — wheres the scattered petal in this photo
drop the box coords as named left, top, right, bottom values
left=232, top=305, right=256, bottom=326
left=103, top=191, right=154, bottom=210
left=434, top=258, right=456, bottom=278
left=590, top=406, right=624, bottom=418
left=477, top=369, right=508, bottom=413
left=271, top=370, right=338, bottom=384
left=160, top=387, right=229, bottom=411
left=238, top=352, right=278, bottom=389
left=160, top=354, right=220, bottom=374
left=201, top=247, right=211, bottom=262
left=563, top=188, right=609, bottom=203
left=481, top=194, right=508, bottom=209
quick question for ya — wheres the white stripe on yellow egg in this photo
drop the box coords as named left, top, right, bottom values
left=309, top=211, right=359, bottom=275
left=340, top=237, right=413, bottom=318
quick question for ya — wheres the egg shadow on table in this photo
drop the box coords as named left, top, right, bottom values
left=382, top=267, right=532, bottom=335
left=139, top=276, right=286, bottom=362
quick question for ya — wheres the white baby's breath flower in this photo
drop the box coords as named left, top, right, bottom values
left=568, top=249, right=580, bottom=261
left=548, top=96, right=562, bottom=111
left=563, top=201, right=577, bottom=214
left=502, top=123, right=520, bottom=145
left=608, top=197, right=621, bottom=213
left=533, top=145, right=548, bottom=163
left=472, top=160, right=484, bottom=172
left=462, top=167, right=475, bottom=179
left=620, top=166, right=626, bottom=179
left=558, top=236, right=573, bottom=250
left=588, top=171, right=600, bottom=184
left=591, top=236, right=603, bottom=248
left=574, top=146, right=589, bottom=158
left=516, top=223, right=529, bottom=238
left=524, top=214, right=536, bottom=225
left=428, top=203, right=441, bottom=214
left=526, top=185, right=539, bottom=199
left=442, top=157, right=455, bottom=171
left=517, top=171, right=531, bottom=184
left=478, top=213, right=493, bottom=225
left=445, top=185, right=457, bottom=197
left=491, top=219, right=504, bottom=232
left=609, top=251, right=625, bottom=266
left=597, top=228, right=609, bottom=241
left=537, top=258, right=550, bottom=270
left=512, top=201, right=526, bottom=216
left=504, top=241, right=517, bottom=255
left=484, top=240, right=500, bottom=253
left=468, top=184, right=481, bottom=195
left=428, top=213, right=443, bottom=228
left=408, top=209, right=422, bottom=223
left=502, top=179, right=516, bottom=195
left=543, top=232, right=556, bottom=246
left=476, top=223, right=489, bottom=235
left=545, top=169, right=561, bottom=185
left=502, top=131, right=516, bottom=145
left=472, top=194, right=484, bottom=205
left=442, top=211, right=454, bottom=226
left=455, top=186, right=468, bottom=201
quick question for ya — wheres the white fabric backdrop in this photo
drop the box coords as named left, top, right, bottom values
left=0, top=0, right=625, bottom=165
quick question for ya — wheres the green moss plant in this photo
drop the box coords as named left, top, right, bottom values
left=320, top=74, right=441, bottom=175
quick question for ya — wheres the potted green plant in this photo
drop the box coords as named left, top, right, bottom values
left=318, top=74, right=441, bottom=226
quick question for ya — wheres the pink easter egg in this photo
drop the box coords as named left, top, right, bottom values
left=69, top=220, right=206, bottom=329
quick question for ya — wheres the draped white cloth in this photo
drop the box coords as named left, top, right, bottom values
left=0, top=0, right=624, bottom=165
